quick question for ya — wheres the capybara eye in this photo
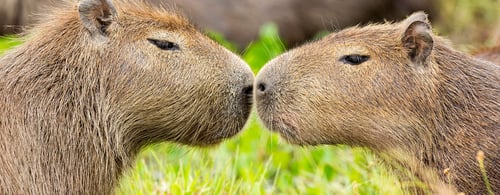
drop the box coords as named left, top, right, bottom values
left=147, top=38, right=180, bottom=51
left=339, top=54, right=370, bottom=65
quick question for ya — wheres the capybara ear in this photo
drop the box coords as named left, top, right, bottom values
left=401, top=12, right=433, bottom=66
left=78, top=0, right=117, bottom=40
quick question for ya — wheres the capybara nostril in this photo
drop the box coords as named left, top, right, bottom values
left=242, top=85, right=253, bottom=97
left=257, top=82, right=267, bottom=93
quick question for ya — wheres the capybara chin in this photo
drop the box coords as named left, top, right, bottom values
left=255, top=12, right=499, bottom=194
left=0, top=0, right=253, bottom=194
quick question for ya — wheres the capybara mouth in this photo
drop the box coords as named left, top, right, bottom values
left=272, top=120, right=299, bottom=141
left=273, top=122, right=303, bottom=145
left=243, top=95, right=253, bottom=112
left=257, top=109, right=301, bottom=143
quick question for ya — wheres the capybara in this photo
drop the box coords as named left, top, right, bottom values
left=0, top=0, right=254, bottom=194
left=0, top=0, right=434, bottom=47
left=255, top=12, right=499, bottom=194
left=474, top=45, right=500, bottom=65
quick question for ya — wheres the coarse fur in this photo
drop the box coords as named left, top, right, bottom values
left=255, top=12, right=499, bottom=194
left=0, top=0, right=254, bottom=194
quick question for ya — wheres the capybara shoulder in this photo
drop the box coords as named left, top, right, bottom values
left=0, top=0, right=253, bottom=194
left=255, top=12, right=499, bottom=194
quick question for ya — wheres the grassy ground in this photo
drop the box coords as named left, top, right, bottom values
left=1, top=1, right=498, bottom=194
left=117, top=116, right=404, bottom=194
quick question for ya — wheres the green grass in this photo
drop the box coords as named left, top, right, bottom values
left=0, top=36, right=21, bottom=55
left=117, top=116, right=403, bottom=195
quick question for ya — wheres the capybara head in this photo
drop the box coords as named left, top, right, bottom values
left=5, top=0, right=253, bottom=146
left=256, top=12, right=499, bottom=194
left=255, top=13, right=440, bottom=145
left=80, top=0, right=255, bottom=146
left=255, top=12, right=441, bottom=147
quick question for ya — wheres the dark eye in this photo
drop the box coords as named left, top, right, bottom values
left=339, top=54, right=370, bottom=65
left=147, top=38, right=180, bottom=51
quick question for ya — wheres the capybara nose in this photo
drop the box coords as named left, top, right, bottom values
left=239, top=69, right=255, bottom=105
left=242, top=85, right=253, bottom=98
left=257, top=82, right=267, bottom=93
left=256, top=80, right=272, bottom=98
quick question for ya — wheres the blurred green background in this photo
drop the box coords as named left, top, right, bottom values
left=0, top=0, right=498, bottom=194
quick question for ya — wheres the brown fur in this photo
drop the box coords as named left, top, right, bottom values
left=0, top=0, right=253, bottom=194
left=255, top=12, right=499, bottom=194
left=474, top=46, right=500, bottom=65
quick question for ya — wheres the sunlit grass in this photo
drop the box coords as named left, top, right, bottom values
left=0, top=35, right=21, bottom=55
left=116, top=115, right=404, bottom=195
